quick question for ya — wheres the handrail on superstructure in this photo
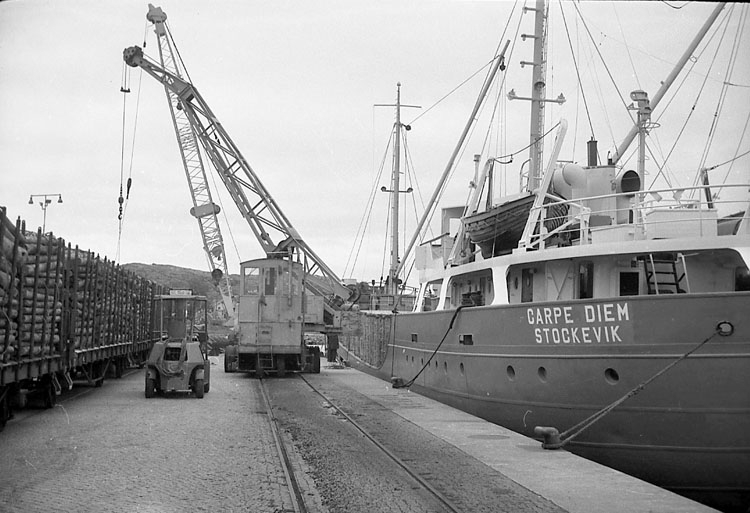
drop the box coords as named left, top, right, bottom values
left=520, top=182, right=750, bottom=251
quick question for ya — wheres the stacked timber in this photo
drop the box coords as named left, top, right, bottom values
left=339, top=311, right=393, bottom=368
left=0, top=210, right=27, bottom=362
left=64, top=248, right=161, bottom=354
left=0, top=210, right=63, bottom=362
left=1, top=206, right=161, bottom=372
left=22, top=231, right=64, bottom=357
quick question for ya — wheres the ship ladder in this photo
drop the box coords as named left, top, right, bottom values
left=644, top=252, right=689, bottom=294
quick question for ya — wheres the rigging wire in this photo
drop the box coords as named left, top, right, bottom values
left=718, top=116, right=750, bottom=193
left=612, top=3, right=641, bottom=89
left=645, top=12, right=730, bottom=188
left=491, top=121, right=562, bottom=164
left=571, top=2, right=635, bottom=125
left=439, top=3, right=522, bottom=213
left=558, top=3, right=595, bottom=140
left=692, top=6, right=735, bottom=192
left=381, top=163, right=392, bottom=285
left=708, top=5, right=750, bottom=198
left=402, top=134, right=428, bottom=238
left=659, top=0, right=690, bottom=10
left=407, top=0, right=519, bottom=128
left=343, top=122, right=392, bottom=279
left=406, top=60, right=494, bottom=127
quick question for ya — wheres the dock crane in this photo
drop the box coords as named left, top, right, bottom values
left=126, top=5, right=351, bottom=375
left=143, top=4, right=235, bottom=322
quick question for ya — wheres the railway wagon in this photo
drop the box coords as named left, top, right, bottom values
left=0, top=207, right=161, bottom=429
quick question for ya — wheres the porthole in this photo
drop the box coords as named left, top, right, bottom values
left=538, top=366, right=547, bottom=383
left=506, top=365, right=516, bottom=380
left=605, top=368, right=619, bottom=385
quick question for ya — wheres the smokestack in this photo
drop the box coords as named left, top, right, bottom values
left=587, top=138, right=598, bottom=167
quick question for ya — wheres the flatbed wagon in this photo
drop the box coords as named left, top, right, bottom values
left=1, top=206, right=161, bottom=428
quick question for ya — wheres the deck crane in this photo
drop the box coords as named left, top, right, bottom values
left=125, top=7, right=351, bottom=375
left=143, top=5, right=235, bottom=322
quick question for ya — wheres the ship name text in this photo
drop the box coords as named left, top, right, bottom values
left=526, top=303, right=631, bottom=344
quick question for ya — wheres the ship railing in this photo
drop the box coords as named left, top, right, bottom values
left=519, top=182, right=749, bottom=251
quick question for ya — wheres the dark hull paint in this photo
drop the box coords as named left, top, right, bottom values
left=342, top=292, right=750, bottom=512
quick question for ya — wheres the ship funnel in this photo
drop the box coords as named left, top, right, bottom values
left=552, top=163, right=586, bottom=199
left=587, top=138, right=598, bottom=167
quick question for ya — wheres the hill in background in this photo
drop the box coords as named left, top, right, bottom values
left=122, top=262, right=239, bottom=307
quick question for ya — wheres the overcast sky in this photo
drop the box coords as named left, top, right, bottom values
left=1, top=0, right=748, bottom=286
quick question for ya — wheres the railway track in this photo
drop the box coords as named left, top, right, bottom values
left=258, top=374, right=464, bottom=513
left=258, top=375, right=309, bottom=513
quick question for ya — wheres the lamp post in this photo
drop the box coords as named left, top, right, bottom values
left=28, top=194, right=63, bottom=234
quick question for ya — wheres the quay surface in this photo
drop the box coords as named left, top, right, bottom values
left=317, top=364, right=718, bottom=513
left=0, top=358, right=718, bottom=512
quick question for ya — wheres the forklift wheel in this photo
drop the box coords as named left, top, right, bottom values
left=194, top=379, right=204, bottom=398
left=145, top=378, right=156, bottom=398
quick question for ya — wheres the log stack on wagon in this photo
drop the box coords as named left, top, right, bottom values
left=0, top=206, right=163, bottom=430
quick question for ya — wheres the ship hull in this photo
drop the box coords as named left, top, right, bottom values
left=341, top=292, right=750, bottom=512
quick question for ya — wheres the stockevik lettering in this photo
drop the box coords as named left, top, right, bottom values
left=526, top=302, right=630, bottom=344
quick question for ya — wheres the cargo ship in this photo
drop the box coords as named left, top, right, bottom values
left=339, top=2, right=750, bottom=511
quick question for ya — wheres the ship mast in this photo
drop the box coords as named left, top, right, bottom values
left=528, top=0, right=548, bottom=191
left=375, top=84, right=419, bottom=294
left=508, top=0, right=565, bottom=192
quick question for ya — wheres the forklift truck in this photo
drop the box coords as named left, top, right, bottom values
left=145, top=290, right=210, bottom=398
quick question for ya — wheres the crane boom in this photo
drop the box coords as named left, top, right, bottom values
left=144, top=4, right=234, bottom=320
left=123, top=45, right=350, bottom=304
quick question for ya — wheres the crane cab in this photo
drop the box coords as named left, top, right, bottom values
left=145, top=290, right=210, bottom=398
left=226, top=257, right=320, bottom=376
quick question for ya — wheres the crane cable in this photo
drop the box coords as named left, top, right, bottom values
left=117, top=63, right=130, bottom=261
left=116, top=23, right=148, bottom=261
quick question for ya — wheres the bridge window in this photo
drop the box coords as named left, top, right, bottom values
left=619, top=271, right=639, bottom=296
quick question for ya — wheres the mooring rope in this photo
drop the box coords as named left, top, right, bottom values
left=392, top=306, right=465, bottom=389
left=535, top=321, right=733, bottom=449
